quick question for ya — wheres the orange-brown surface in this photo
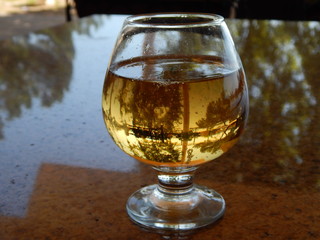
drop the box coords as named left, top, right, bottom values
left=1, top=162, right=319, bottom=239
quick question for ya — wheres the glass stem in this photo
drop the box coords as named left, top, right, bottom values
left=153, top=166, right=198, bottom=195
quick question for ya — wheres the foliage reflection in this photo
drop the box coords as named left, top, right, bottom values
left=0, top=17, right=103, bottom=139
left=225, top=19, right=320, bottom=189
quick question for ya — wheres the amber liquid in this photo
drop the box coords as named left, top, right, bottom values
left=102, top=55, right=248, bottom=167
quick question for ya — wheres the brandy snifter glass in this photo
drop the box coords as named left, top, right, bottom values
left=102, top=13, right=249, bottom=231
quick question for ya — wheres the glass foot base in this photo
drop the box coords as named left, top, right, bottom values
left=126, top=184, right=225, bottom=231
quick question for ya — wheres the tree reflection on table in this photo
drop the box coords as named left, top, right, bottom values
left=224, top=19, right=320, bottom=189
left=0, top=16, right=103, bottom=139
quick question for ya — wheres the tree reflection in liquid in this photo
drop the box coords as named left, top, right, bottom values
left=103, top=56, right=247, bottom=165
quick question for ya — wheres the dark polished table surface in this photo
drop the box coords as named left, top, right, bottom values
left=0, top=14, right=319, bottom=239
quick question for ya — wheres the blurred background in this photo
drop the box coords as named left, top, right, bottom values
left=0, top=0, right=74, bottom=39
left=0, top=0, right=319, bottom=38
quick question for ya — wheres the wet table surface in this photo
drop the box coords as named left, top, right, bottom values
left=0, top=14, right=319, bottom=239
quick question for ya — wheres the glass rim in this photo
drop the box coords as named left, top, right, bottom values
left=125, top=12, right=224, bottom=28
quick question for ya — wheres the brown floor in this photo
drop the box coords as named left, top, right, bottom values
left=0, top=0, right=75, bottom=39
